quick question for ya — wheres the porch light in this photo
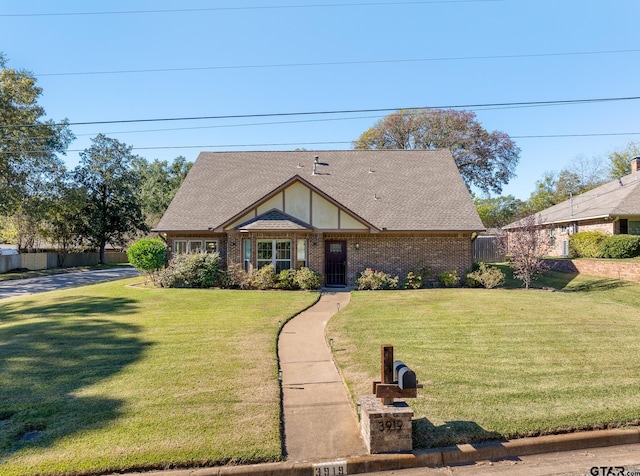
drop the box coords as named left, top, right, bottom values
left=355, top=243, right=360, bottom=250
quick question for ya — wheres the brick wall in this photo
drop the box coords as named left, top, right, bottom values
left=168, top=231, right=474, bottom=286
left=512, top=219, right=615, bottom=257
left=578, top=219, right=614, bottom=234
left=166, top=233, right=227, bottom=263
left=546, top=259, right=640, bottom=283
left=324, top=232, right=473, bottom=285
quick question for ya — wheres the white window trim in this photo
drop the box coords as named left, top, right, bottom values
left=297, top=239, right=307, bottom=268
left=257, top=239, right=292, bottom=271
left=174, top=239, right=218, bottom=254
left=174, top=240, right=187, bottom=254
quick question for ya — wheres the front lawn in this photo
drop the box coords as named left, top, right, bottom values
left=327, top=272, right=640, bottom=448
left=0, top=280, right=318, bottom=475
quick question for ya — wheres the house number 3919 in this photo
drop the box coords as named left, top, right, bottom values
left=378, top=419, right=403, bottom=432
left=313, top=461, right=347, bottom=476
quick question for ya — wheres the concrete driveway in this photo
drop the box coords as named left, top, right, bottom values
left=0, top=267, right=140, bottom=300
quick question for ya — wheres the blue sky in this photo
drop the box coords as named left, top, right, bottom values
left=2, top=0, right=639, bottom=200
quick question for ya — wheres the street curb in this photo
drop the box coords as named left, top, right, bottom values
left=123, top=427, right=640, bottom=476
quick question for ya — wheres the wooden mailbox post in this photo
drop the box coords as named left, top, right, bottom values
left=360, top=344, right=423, bottom=453
left=372, top=344, right=422, bottom=405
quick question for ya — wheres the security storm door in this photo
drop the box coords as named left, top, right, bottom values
left=325, top=240, right=346, bottom=286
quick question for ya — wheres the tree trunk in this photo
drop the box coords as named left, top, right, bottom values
left=99, top=242, right=106, bottom=265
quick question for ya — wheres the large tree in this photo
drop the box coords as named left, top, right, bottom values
left=353, top=109, right=520, bottom=194
left=74, top=134, right=149, bottom=263
left=527, top=155, right=608, bottom=213
left=607, top=141, right=640, bottom=179
left=132, top=155, right=192, bottom=227
left=474, top=195, right=527, bottom=229
left=0, top=53, right=73, bottom=214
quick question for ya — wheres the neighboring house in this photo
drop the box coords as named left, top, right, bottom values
left=504, top=157, right=640, bottom=256
left=154, top=150, right=484, bottom=286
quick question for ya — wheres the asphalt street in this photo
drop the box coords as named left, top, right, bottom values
left=367, top=443, right=640, bottom=476
left=0, top=267, right=139, bottom=299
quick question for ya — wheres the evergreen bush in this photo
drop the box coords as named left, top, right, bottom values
left=569, top=231, right=608, bottom=258
left=599, top=235, right=640, bottom=259
left=157, top=251, right=220, bottom=288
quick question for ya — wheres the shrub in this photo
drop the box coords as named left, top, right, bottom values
left=220, top=262, right=252, bottom=289
left=357, top=268, right=399, bottom=290
left=569, top=231, right=608, bottom=258
left=277, top=268, right=299, bottom=290
left=403, top=271, right=423, bottom=289
left=158, top=251, right=220, bottom=288
left=293, top=267, right=323, bottom=290
left=466, top=262, right=505, bottom=289
left=438, top=269, right=460, bottom=287
left=126, top=238, right=167, bottom=284
left=464, top=262, right=482, bottom=288
left=403, top=262, right=432, bottom=289
left=599, top=235, right=640, bottom=259
left=251, top=264, right=278, bottom=290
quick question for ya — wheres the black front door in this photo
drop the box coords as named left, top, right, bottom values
left=325, top=241, right=346, bottom=286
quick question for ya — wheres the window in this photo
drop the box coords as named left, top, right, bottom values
left=174, top=240, right=187, bottom=254
left=244, top=239, right=251, bottom=272
left=189, top=240, right=203, bottom=253
left=620, top=219, right=629, bottom=234
left=174, top=240, right=212, bottom=254
left=629, top=221, right=640, bottom=236
left=297, top=239, right=307, bottom=268
left=257, top=240, right=291, bottom=272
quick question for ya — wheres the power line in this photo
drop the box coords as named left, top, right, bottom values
left=3, top=95, right=639, bottom=130
left=36, top=48, right=640, bottom=77
left=5, top=132, right=640, bottom=155
left=1, top=1, right=500, bottom=17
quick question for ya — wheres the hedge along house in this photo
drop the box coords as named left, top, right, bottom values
left=503, top=157, right=640, bottom=257
left=154, top=150, right=485, bottom=286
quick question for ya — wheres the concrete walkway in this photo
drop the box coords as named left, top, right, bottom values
left=279, top=290, right=367, bottom=462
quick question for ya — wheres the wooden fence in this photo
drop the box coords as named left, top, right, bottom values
left=1, top=252, right=128, bottom=273
left=473, top=235, right=505, bottom=263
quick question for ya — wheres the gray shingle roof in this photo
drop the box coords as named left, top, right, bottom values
left=504, top=171, right=640, bottom=228
left=155, top=150, right=484, bottom=232
left=237, top=209, right=313, bottom=231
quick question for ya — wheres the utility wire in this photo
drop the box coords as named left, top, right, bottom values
left=5, top=132, right=640, bottom=155
left=2, top=95, right=639, bottom=130
left=36, top=48, right=640, bottom=77
left=1, top=1, right=501, bottom=17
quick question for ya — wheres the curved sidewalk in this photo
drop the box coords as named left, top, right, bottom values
left=279, top=290, right=367, bottom=461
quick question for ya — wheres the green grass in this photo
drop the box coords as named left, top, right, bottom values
left=0, top=280, right=318, bottom=475
left=327, top=272, right=640, bottom=448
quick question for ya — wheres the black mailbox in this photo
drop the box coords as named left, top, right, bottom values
left=393, top=360, right=417, bottom=390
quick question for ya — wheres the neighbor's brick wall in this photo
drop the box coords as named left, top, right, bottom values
left=546, top=259, right=640, bottom=283
left=513, top=219, right=616, bottom=257
left=578, top=219, right=614, bottom=235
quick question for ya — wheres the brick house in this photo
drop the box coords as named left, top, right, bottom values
left=504, top=157, right=640, bottom=256
left=154, top=150, right=484, bottom=286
